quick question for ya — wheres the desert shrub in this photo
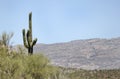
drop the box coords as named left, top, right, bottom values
left=66, top=69, right=120, bottom=79
left=0, top=32, right=13, bottom=47
left=0, top=47, right=61, bottom=79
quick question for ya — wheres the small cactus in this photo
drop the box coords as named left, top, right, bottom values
left=22, top=12, right=37, bottom=55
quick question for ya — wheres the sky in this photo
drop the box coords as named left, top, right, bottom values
left=0, top=0, right=120, bottom=45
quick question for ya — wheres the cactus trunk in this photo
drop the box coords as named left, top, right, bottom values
left=28, top=47, right=33, bottom=54
left=22, top=12, right=37, bottom=55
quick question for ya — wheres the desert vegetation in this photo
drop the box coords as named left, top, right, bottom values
left=0, top=12, right=62, bottom=79
left=0, top=42, right=62, bottom=79
left=22, top=12, right=37, bottom=55
left=65, top=68, right=120, bottom=79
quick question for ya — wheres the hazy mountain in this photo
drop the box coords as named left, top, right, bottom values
left=34, top=37, right=120, bottom=70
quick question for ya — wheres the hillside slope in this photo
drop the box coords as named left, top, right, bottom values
left=34, top=37, right=120, bottom=70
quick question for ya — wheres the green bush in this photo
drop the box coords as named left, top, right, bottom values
left=0, top=47, right=60, bottom=79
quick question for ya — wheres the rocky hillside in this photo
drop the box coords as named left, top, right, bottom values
left=34, top=37, right=120, bottom=70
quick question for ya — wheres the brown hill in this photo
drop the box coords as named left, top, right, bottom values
left=34, top=37, right=120, bottom=70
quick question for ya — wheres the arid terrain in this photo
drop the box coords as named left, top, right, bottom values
left=34, top=37, right=120, bottom=70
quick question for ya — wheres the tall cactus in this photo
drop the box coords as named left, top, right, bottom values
left=22, top=12, right=37, bottom=55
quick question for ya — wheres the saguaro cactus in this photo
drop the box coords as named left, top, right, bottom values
left=22, top=12, right=37, bottom=55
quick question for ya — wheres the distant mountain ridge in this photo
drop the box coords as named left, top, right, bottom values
left=34, top=37, right=120, bottom=70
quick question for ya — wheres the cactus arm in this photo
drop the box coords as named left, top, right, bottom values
left=26, top=30, right=31, bottom=47
left=32, top=38, right=37, bottom=47
left=22, top=29, right=28, bottom=48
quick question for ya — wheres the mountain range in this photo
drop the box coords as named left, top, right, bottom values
left=32, top=37, right=120, bottom=70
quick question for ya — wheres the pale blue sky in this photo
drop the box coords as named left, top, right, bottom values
left=0, top=0, right=120, bottom=45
